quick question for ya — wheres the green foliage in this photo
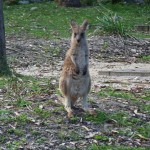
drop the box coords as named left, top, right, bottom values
left=141, top=104, right=150, bottom=113
left=98, top=87, right=135, bottom=100
left=0, top=109, right=11, bottom=115
left=1, top=113, right=29, bottom=125
left=33, top=107, right=52, bottom=119
left=35, top=137, right=47, bottom=144
left=109, top=111, right=130, bottom=126
left=4, top=2, right=150, bottom=38
left=13, top=99, right=31, bottom=107
left=15, top=114, right=29, bottom=124
left=85, top=111, right=108, bottom=124
left=140, top=55, right=150, bottom=62
left=58, top=130, right=81, bottom=141
left=94, top=135, right=109, bottom=141
left=96, top=5, right=127, bottom=36
left=0, top=135, right=6, bottom=144
left=68, top=131, right=81, bottom=140
left=0, top=78, right=7, bottom=88
left=7, top=76, right=26, bottom=100
left=87, top=144, right=149, bottom=150
left=7, top=128, right=24, bottom=136
left=6, top=139, right=26, bottom=150
left=31, top=130, right=41, bottom=136
left=69, top=116, right=79, bottom=123
left=137, top=122, right=150, bottom=138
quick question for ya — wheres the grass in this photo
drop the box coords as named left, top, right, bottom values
left=0, top=75, right=150, bottom=149
left=33, top=107, right=52, bottom=119
left=13, top=98, right=31, bottom=107
left=58, top=130, right=81, bottom=141
left=85, top=110, right=108, bottom=124
left=94, top=135, right=109, bottom=141
left=0, top=109, right=11, bottom=115
left=7, top=128, right=24, bottom=136
left=87, top=144, right=150, bottom=150
left=6, top=139, right=26, bottom=150
left=98, top=87, right=136, bottom=100
left=4, top=2, right=150, bottom=38
left=97, top=87, right=150, bottom=115
left=140, top=55, right=150, bottom=62
left=140, top=89, right=150, bottom=101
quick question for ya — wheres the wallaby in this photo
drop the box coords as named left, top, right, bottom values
left=59, top=20, right=96, bottom=118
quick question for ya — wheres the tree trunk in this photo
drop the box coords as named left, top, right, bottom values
left=0, top=0, right=10, bottom=75
left=55, top=0, right=81, bottom=7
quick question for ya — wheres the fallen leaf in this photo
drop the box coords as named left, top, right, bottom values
left=14, top=111, right=20, bottom=116
left=136, top=134, right=149, bottom=140
left=112, top=130, right=119, bottom=134
left=82, top=125, right=91, bottom=131
left=39, top=105, right=44, bottom=109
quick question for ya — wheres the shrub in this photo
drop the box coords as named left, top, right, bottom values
left=96, top=5, right=127, bottom=36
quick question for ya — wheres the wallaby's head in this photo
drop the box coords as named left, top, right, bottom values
left=70, top=20, right=88, bottom=44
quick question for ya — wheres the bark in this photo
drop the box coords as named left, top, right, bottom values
left=0, top=0, right=10, bottom=75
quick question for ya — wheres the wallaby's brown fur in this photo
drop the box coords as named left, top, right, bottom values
left=59, top=20, right=96, bottom=118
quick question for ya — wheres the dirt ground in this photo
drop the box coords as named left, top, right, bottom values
left=7, top=35, right=150, bottom=91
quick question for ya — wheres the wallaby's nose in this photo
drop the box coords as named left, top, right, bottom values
left=76, top=35, right=80, bottom=43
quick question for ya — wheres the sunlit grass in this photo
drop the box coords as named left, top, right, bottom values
left=0, top=75, right=150, bottom=148
left=4, top=2, right=150, bottom=38
left=98, top=87, right=136, bottom=100
left=140, top=55, right=150, bottom=62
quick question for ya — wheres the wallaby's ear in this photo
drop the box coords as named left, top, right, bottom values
left=81, top=20, right=88, bottom=30
left=70, top=20, right=77, bottom=29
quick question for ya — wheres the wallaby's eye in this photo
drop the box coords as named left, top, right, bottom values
left=74, top=33, right=77, bottom=38
left=81, top=33, right=84, bottom=38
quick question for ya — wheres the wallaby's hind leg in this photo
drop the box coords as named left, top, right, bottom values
left=82, top=95, right=96, bottom=116
left=64, top=96, right=74, bottom=118
left=82, top=95, right=88, bottom=111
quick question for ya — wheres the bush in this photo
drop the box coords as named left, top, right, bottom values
left=96, top=5, right=127, bottom=36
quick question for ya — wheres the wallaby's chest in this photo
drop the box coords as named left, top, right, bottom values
left=75, top=50, right=87, bottom=68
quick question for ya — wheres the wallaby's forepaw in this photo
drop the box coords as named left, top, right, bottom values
left=67, top=111, right=74, bottom=118
left=75, top=67, right=80, bottom=74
